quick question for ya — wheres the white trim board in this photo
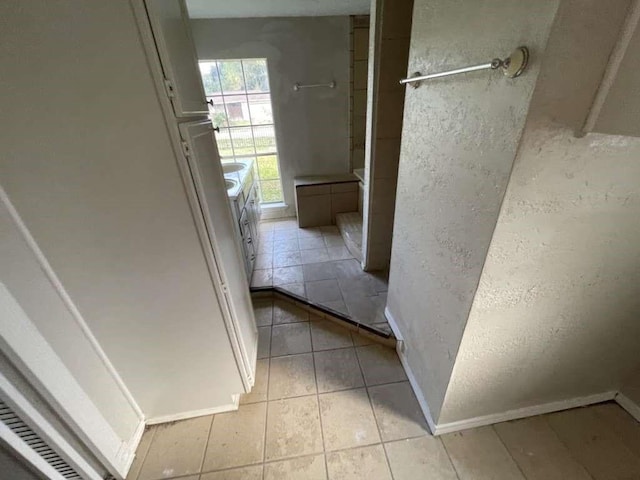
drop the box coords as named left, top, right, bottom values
left=120, top=419, right=146, bottom=474
left=434, top=391, right=618, bottom=435
left=146, top=395, right=239, bottom=425
left=615, top=392, right=640, bottom=422
left=384, top=307, right=629, bottom=436
left=384, top=307, right=438, bottom=435
left=260, top=203, right=295, bottom=220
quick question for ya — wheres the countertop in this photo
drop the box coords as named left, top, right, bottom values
left=294, top=173, right=359, bottom=187
left=224, top=159, right=254, bottom=200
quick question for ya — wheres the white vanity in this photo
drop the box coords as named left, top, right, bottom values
left=224, top=160, right=261, bottom=279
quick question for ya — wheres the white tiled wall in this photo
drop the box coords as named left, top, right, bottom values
left=296, top=183, right=359, bottom=228
left=350, top=16, right=370, bottom=171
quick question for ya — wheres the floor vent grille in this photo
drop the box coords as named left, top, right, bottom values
left=0, top=399, right=83, bottom=479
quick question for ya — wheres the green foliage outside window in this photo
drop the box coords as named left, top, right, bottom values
left=200, top=59, right=282, bottom=204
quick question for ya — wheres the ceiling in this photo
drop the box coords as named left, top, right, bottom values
left=185, top=0, right=370, bottom=19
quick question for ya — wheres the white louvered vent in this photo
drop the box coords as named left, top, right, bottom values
left=0, top=399, right=83, bottom=479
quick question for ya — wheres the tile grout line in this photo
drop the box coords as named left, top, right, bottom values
left=353, top=343, right=395, bottom=479
left=194, top=452, right=330, bottom=478
left=260, top=356, right=271, bottom=480
left=184, top=403, right=441, bottom=478
left=132, top=425, right=157, bottom=480
left=542, top=414, right=596, bottom=480
left=197, top=414, right=216, bottom=475
left=439, top=435, right=463, bottom=480
left=270, top=343, right=357, bottom=359
left=259, top=274, right=274, bottom=480
left=382, top=432, right=446, bottom=445
left=490, top=424, right=529, bottom=480
left=310, top=341, right=330, bottom=480
left=267, top=320, right=273, bottom=363
left=252, top=378, right=413, bottom=404
left=197, top=440, right=402, bottom=478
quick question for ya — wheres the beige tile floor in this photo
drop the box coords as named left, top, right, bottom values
left=127, top=301, right=640, bottom=480
left=250, top=218, right=390, bottom=334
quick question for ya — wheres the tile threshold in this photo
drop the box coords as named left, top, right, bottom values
left=250, top=286, right=394, bottom=341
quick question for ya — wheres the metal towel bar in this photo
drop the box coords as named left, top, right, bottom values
left=293, top=81, right=336, bottom=91
left=400, top=46, right=529, bottom=88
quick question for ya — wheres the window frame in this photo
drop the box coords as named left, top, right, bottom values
left=199, top=58, right=284, bottom=205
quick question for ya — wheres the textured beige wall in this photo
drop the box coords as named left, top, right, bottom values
left=191, top=17, right=351, bottom=216
left=386, top=0, right=560, bottom=421
left=439, top=0, right=640, bottom=424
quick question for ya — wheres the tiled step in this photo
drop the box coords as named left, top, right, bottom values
left=335, top=212, right=363, bottom=263
left=251, top=287, right=396, bottom=349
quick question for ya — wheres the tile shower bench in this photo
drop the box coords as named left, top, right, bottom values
left=294, top=174, right=359, bottom=227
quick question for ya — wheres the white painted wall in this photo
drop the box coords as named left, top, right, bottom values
left=0, top=0, right=243, bottom=420
left=386, top=0, right=560, bottom=421
left=186, top=0, right=369, bottom=18
left=438, top=0, right=640, bottom=424
left=191, top=17, right=351, bottom=216
left=0, top=194, right=140, bottom=444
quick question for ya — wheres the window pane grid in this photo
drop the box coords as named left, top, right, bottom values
left=201, top=59, right=283, bottom=204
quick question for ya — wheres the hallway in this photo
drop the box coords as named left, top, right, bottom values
left=126, top=300, right=640, bottom=480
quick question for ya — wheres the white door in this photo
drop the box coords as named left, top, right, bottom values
left=179, top=120, right=258, bottom=388
left=144, top=0, right=209, bottom=117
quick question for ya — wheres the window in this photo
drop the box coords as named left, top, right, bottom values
left=199, top=59, right=284, bottom=204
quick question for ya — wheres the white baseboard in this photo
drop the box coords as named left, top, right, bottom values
left=384, top=307, right=438, bottom=435
left=124, top=396, right=246, bottom=475
left=120, top=418, right=146, bottom=474
left=384, top=307, right=403, bottom=341
left=615, top=392, right=640, bottom=422
left=260, top=204, right=295, bottom=220
left=434, top=391, right=617, bottom=435
left=384, top=308, right=622, bottom=436
left=146, top=397, right=239, bottom=425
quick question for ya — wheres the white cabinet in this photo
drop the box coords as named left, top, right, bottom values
left=246, top=186, right=261, bottom=248
left=138, top=0, right=260, bottom=405
left=145, top=0, right=209, bottom=117
left=179, top=120, right=258, bottom=379
left=143, top=0, right=259, bottom=384
left=229, top=173, right=261, bottom=280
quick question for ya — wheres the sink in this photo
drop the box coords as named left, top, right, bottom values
left=222, top=162, right=247, bottom=174
left=225, top=179, right=238, bottom=190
